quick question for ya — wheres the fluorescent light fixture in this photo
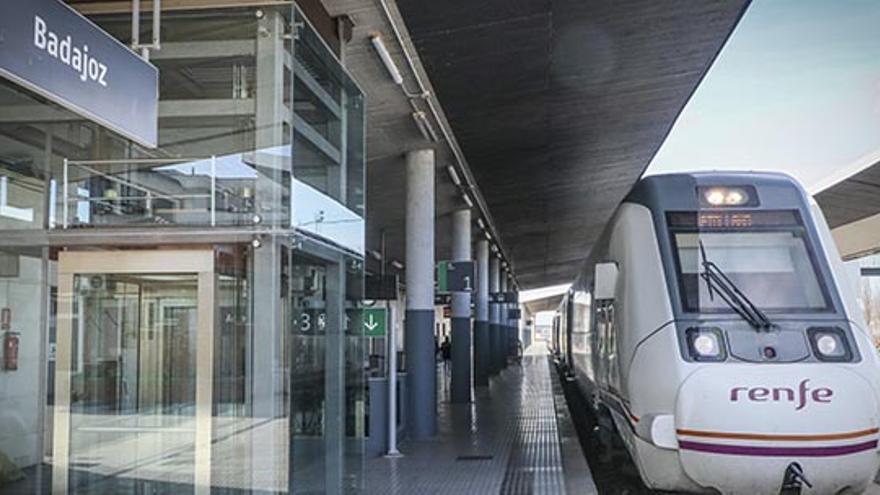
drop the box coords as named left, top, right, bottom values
left=369, top=249, right=382, bottom=261
left=391, top=260, right=404, bottom=270
left=370, top=33, right=404, bottom=85
left=462, top=193, right=473, bottom=208
left=484, top=231, right=491, bottom=241
left=412, top=111, right=439, bottom=142
left=490, top=245, right=498, bottom=253
left=476, top=218, right=486, bottom=230
left=446, top=165, right=461, bottom=187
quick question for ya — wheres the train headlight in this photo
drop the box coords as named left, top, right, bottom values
left=685, top=327, right=726, bottom=361
left=694, top=334, right=718, bottom=355
left=698, top=186, right=757, bottom=207
left=808, top=327, right=852, bottom=362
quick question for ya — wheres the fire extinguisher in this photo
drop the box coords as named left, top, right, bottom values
left=3, top=332, right=19, bottom=371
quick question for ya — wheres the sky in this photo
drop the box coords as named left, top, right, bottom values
left=644, top=0, right=880, bottom=193
left=528, top=2, right=880, bottom=316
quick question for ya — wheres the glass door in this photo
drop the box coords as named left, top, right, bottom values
left=52, top=250, right=215, bottom=494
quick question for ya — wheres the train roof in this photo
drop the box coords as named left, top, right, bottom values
left=625, top=171, right=811, bottom=212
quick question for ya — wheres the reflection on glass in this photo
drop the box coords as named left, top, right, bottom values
left=292, top=7, right=365, bottom=255
left=855, top=254, right=880, bottom=349
left=290, top=257, right=328, bottom=494
left=68, top=273, right=198, bottom=493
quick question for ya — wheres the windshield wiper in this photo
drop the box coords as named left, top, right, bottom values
left=699, top=241, right=774, bottom=330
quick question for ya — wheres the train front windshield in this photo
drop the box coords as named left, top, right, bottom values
left=668, top=210, right=832, bottom=314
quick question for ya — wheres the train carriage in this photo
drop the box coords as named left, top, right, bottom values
left=555, top=172, right=880, bottom=494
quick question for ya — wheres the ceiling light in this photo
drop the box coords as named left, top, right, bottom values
left=446, top=165, right=461, bottom=187
left=476, top=218, right=486, bottom=230
left=370, top=33, right=403, bottom=85
left=391, top=260, right=404, bottom=270
left=412, top=111, right=439, bottom=142
left=462, top=194, right=473, bottom=208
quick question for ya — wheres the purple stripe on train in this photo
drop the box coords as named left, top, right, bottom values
left=679, top=440, right=878, bottom=457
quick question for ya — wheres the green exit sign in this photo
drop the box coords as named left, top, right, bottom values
left=363, top=307, right=387, bottom=337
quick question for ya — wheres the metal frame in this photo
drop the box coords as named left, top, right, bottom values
left=52, top=249, right=216, bottom=494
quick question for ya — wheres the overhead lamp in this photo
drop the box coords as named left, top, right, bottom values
left=484, top=231, right=491, bottom=241
left=446, top=165, right=461, bottom=187
left=412, top=111, right=439, bottom=142
left=370, top=33, right=403, bottom=85
left=369, top=249, right=382, bottom=261
left=462, top=194, right=473, bottom=208
left=390, top=260, right=404, bottom=270
left=476, top=218, right=486, bottom=230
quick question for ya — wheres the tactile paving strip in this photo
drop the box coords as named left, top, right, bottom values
left=364, top=353, right=570, bottom=494
left=499, top=356, right=566, bottom=494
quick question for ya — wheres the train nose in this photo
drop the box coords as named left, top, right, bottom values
left=675, top=365, right=880, bottom=494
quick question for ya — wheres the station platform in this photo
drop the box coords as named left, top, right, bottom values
left=364, top=345, right=597, bottom=494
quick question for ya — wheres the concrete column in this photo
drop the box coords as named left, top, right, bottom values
left=450, top=209, right=472, bottom=403
left=473, top=240, right=490, bottom=387
left=488, top=257, right=501, bottom=376
left=508, top=284, right=518, bottom=359
left=404, top=149, right=436, bottom=439
left=499, top=275, right=508, bottom=370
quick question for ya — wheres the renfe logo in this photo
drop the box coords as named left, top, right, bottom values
left=730, top=379, right=832, bottom=411
left=33, top=15, right=108, bottom=87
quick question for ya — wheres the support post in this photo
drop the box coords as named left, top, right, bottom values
left=386, top=302, right=401, bottom=456
left=405, top=149, right=436, bottom=439
left=508, top=284, right=518, bottom=359
left=489, top=257, right=501, bottom=376
left=450, top=209, right=472, bottom=403
left=499, top=275, right=508, bottom=370
left=473, top=240, right=490, bottom=387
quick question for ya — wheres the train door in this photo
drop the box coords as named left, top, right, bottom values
left=52, top=249, right=215, bottom=494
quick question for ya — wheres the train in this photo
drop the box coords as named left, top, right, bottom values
left=550, top=172, right=880, bottom=494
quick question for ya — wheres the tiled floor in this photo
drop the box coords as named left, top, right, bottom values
left=363, top=344, right=597, bottom=494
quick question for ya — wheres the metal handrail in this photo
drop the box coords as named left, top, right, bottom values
left=63, top=156, right=218, bottom=229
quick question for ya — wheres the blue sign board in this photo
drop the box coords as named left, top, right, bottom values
left=0, top=0, right=159, bottom=148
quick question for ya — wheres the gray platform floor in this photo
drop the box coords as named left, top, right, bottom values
left=364, top=344, right=597, bottom=494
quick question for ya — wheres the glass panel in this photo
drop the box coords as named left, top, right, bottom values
left=291, top=7, right=365, bottom=255
left=210, top=243, right=289, bottom=494
left=343, top=256, right=365, bottom=492
left=672, top=230, right=830, bottom=312
left=67, top=273, right=198, bottom=493
left=290, top=255, right=328, bottom=494
left=51, top=7, right=293, bottom=230
left=855, top=254, right=880, bottom=349
left=0, top=248, right=47, bottom=492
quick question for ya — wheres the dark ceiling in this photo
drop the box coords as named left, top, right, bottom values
left=395, top=0, right=750, bottom=288
left=815, top=160, right=880, bottom=228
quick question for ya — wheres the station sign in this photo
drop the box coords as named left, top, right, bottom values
left=436, top=261, right=474, bottom=293
left=0, top=0, right=159, bottom=148
left=490, top=292, right=517, bottom=303
left=366, top=273, right=399, bottom=300
left=434, top=293, right=451, bottom=306
left=363, top=307, right=387, bottom=337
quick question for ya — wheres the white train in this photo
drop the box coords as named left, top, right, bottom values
left=551, top=172, right=880, bottom=494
